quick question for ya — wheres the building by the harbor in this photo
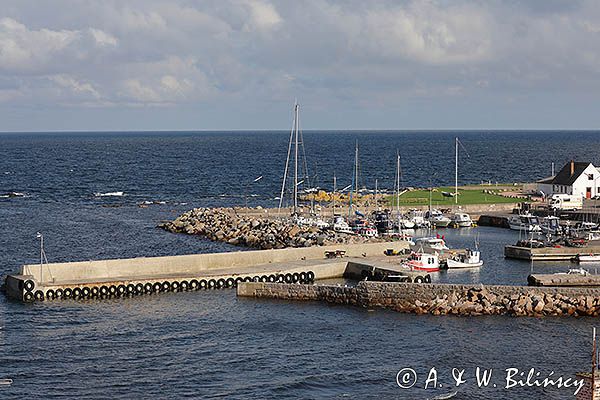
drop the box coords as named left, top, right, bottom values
left=537, top=160, right=600, bottom=198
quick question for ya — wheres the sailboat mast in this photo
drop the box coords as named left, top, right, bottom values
left=333, top=174, right=337, bottom=216
left=294, top=103, right=299, bottom=214
left=396, top=151, right=400, bottom=215
left=455, top=137, right=458, bottom=204
left=355, top=141, right=359, bottom=196
left=593, top=327, right=597, bottom=397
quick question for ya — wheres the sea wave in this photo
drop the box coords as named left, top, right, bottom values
left=94, top=191, right=125, bottom=197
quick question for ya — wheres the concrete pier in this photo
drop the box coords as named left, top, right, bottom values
left=505, top=245, right=600, bottom=261
left=3, top=241, right=411, bottom=303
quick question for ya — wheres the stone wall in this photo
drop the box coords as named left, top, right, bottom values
left=238, top=281, right=600, bottom=317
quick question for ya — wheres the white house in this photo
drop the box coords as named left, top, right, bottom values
left=537, top=160, right=600, bottom=198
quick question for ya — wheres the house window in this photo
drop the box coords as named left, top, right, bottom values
left=590, top=174, right=595, bottom=180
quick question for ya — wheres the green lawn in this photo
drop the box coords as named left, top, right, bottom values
left=387, top=186, right=527, bottom=206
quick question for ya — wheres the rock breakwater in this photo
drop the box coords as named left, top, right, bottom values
left=238, top=281, right=600, bottom=317
left=159, top=207, right=383, bottom=250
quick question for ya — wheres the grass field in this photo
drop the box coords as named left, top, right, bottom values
left=388, top=186, right=527, bottom=206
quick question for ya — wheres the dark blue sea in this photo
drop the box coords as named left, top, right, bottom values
left=1, top=131, right=600, bottom=399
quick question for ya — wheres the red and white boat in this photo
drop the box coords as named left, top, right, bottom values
left=402, top=252, right=440, bottom=272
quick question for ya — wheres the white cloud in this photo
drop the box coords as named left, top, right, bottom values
left=2, top=0, right=600, bottom=121
left=89, top=28, right=118, bottom=47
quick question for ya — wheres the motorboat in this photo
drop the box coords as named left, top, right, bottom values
left=373, top=210, right=393, bottom=234
left=540, top=216, right=561, bottom=235
left=508, top=213, right=541, bottom=232
left=426, top=209, right=451, bottom=228
left=407, top=209, right=429, bottom=228
left=446, top=248, right=483, bottom=269
left=573, top=254, right=600, bottom=263
left=555, top=268, right=589, bottom=276
left=398, top=217, right=416, bottom=229
left=293, top=215, right=329, bottom=229
left=357, top=226, right=378, bottom=238
left=411, top=237, right=449, bottom=253
left=332, top=216, right=353, bottom=234
left=402, top=252, right=440, bottom=272
left=575, top=221, right=599, bottom=231
left=450, top=212, right=473, bottom=228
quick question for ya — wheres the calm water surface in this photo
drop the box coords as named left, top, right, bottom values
left=1, top=131, right=599, bottom=399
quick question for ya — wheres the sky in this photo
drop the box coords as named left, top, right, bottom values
left=1, top=0, right=600, bottom=132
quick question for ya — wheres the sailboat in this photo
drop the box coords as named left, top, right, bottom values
left=278, top=102, right=316, bottom=220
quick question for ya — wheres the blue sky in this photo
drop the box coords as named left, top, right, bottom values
left=1, top=0, right=600, bottom=131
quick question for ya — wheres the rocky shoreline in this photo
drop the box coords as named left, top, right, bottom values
left=159, top=207, right=385, bottom=249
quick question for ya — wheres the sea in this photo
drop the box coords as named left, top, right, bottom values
left=1, top=130, right=600, bottom=399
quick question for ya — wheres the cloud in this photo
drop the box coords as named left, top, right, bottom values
left=2, top=0, right=600, bottom=129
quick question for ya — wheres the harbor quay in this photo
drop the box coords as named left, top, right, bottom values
left=3, top=242, right=413, bottom=303
left=238, top=281, right=600, bottom=317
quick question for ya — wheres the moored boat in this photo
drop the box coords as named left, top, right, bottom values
left=508, top=213, right=541, bottom=232
left=426, top=209, right=451, bottom=228
left=411, top=236, right=449, bottom=253
left=450, top=212, right=473, bottom=228
left=446, top=248, right=483, bottom=269
left=402, top=252, right=440, bottom=272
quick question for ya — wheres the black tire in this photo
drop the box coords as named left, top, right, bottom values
left=199, top=280, right=208, bottom=289
left=307, top=271, right=315, bottom=282
left=162, top=281, right=170, bottom=292
left=190, top=279, right=199, bottom=290
left=91, top=287, right=100, bottom=297
left=82, top=287, right=91, bottom=298
left=64, top=288, right=73, bottom=298
left=405, top=277, right=412, bottom=283
left=153, top=282, right=162, bottom=292
left=100, top=286, right=109, bottom=296
left=46, top=289, right=55, bottom=300
left=24, top=292, right=34, bottom=302
left=135, top=283, right=143, bottom=294
left=55, top=288, right=64, bottom=298
left=259, top=275, right=268, bottom=283
left=284, top=273, right=293, bottom=283
left=171, top=281, right=180, bottom=291
left=144, top=283, right=153, bottom=293
left=24, top=280, right=35, bottom=292
left=108, top=286, right=117, bottom=296
left=267, top=275, right=276, bottom=283
left=415, top=276, right=424, bottom=283
left=243, top=276, right=253, bottom=282
left=225, top=278, right=235, bottom=288
left=180, top=281, right=189, bottom=291
left=34, top=290, right=44, bottom=301
left=292, top=273, right=301, bottom=283
left=299, top=272, right=307, bottom=283
left=207, top=279, right=216, bottom=289
left=117, top=285, right=126, bottom=296
left=73, top=287, right=82, bottom=298
left=424, top=275, right=432, bottom=284
left=235, top=277, right=244, bottom=286
left=252, top=276, right=260, bottom=282
left=276, top=274, right=285, bottom=283
left=216, top=279, right=226, bottom=289
left=127, top=284, right=136, bottom=295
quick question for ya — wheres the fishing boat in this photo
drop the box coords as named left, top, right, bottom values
left=447, top=248, right=483, bottom=269
left=508, top=213, right=541, bottom=232
left=573, top=254, right=600, bottom=263
left=540, top=216, right=561, bottom=235
left=426, top=209, right=451, bottom=228
left=332, top=216, right=353, bottom=234
left=411, top=237, right=449, bottom=253
left=402, top=252, right=440, bottom=272
left=450, top=212, right=473, bottom=227
left=407, top=209, right=428, bottom=228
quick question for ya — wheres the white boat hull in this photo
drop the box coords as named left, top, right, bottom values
left=446, top=259, right=484, bottom=269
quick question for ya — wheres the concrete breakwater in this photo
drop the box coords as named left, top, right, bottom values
left=159, top=207, right=383, bottom=250
left=238, top=281, right=600, bottom=317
